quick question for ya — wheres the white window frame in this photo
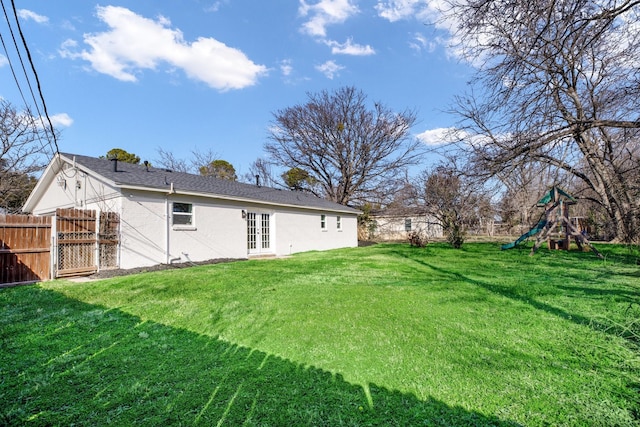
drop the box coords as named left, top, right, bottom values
left=172, top=202, right=194, bottom=228
left=404, top=218, right=412, bottom=232
left=336, top=215, right=342, bottom=230
left=321, top=214, right=327, bottom=230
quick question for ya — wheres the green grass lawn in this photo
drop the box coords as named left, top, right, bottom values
left=2, top=242, right=639, bottom=426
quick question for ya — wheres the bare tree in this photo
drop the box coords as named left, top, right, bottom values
left=0, top=164, right=38, bottom=214
left=154, top=147, right=220, bottom=174
left=496, top=163, right=557, bottom=234
left=447, top=0, right=640, bottom=242
left=240, top=157, right=279, bottom=187
left=155, top=147, right=189, bottom=173
left=416, top=165, right=494, bottom=248
left=0, top=101, right=53, bottom=213
left=266, top=86, right=423, bottom=205
left=190, top=148, right=220, bottom=174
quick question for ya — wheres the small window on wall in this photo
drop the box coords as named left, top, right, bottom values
left=173, top=202, right=193, bottom=225
left=336, top=215, right=342, bottom=230
left=321, top=214, right=326, bottom=230
left=405, top=218, right=412, bottom=232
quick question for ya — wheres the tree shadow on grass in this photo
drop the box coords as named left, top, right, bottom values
left=393, top=248, right=639, bottom=347
left=1, top=286, right=521, bottom=427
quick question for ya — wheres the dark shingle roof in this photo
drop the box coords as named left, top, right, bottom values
left=61, top=153, right=359, bottom=214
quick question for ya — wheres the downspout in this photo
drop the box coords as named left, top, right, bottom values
left=165, top=196, right=170, bottom=264
left=165, top=183, right=180, bottom=264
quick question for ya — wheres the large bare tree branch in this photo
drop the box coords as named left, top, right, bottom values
left=447, top=0, right=640, bottom=241
left=266, top=86, right=423, bottom=205
left=0, top=100, right=53, bottom=213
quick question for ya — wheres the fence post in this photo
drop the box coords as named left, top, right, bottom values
left=95, top=209, right=101, bottom=272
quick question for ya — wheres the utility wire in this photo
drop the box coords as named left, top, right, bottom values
left=1, top=1, right=44, bottom=122
left=0, top=10, right=51, bottom=159
left=1, top=0, right=60, bottom=155
left=0, top=31, right=29, bottom=108
left=10, top=0, right=59, bottom=154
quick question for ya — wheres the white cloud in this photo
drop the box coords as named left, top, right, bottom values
left=409, top=32, right=439, bottom=53
left=49, top=113, right=73, bottom=127
left=298, top=1, right=374, bottom=60
left=325, top=38, right=375, bottom=56
left=280, top=59, right=293, bottom=76
left=376, top=1, right=462, bottom=59
left=204, top=2, right=225, bottom=13
left=613, top=11, right=640, bottom=69
left=61, top=38, right=77, bottom=49
left=31, top=113, right=73, bottom=130
left=299, top=0, right=359, bottom=37
left=375, top=0, right=419, bottom=22
left=417, top=127, right=496, bottom=147
left=18, top=9, right=49, bottom=24
left=416, top=127, right=456, bottom=146
left=61, top=20, right=76, bottom=31
left=0, top=54, right=8, bottom=67
left=279, top=60, right=311, bottom=85
left=315, top=60, right=344, bottom=79
left=59, top=6, right=267, bottom=91
left=375, top=0, right=445, bottom=23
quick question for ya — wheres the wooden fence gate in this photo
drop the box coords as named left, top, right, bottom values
left=0, top=214, right=52, bottom=285
left=98, top=211, right=120, bottom=271
left=55, top=208, right=120, bottom=278
left=0, top=209, right=120, bottom=285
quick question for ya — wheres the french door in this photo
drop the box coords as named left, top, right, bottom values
left=247, top=212, right=271, bottom=255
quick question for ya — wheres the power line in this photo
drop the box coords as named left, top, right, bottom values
left=9, top=0, right=59, bottom=154
left=0, top=0, right=59, bottom=155
left=0, top=1, right=44, bottom=120
left=0, top=29, right=29, bottom=107
left=0, top=6, right=50, bottom=157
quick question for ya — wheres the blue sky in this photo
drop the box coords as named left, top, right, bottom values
left=1, top=0, right=472, bottom=176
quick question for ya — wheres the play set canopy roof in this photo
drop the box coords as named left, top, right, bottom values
left=536, top=186, right=577, bottom=207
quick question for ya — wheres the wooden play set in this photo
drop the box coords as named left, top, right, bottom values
left=502, top=186, right=603, bottom=258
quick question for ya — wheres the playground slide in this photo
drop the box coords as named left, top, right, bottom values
left=501, top=220, right=547, bottom=250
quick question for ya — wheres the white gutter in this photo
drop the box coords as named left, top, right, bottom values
left=117, top=184, right=361, bottom=215
left=50, top=154, right=359, bottom=214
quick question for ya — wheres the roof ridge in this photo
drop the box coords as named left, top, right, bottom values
left=58, top=152, right=360, bottom=214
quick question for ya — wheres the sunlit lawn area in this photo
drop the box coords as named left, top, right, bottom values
left=2, top=242, right=639, bottom=426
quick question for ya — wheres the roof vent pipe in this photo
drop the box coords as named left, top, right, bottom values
left=144, top=160, right=149, bottom=171
left=255, top=174, right=260, bottom=187
left=111, top=158, right=118, bottom=172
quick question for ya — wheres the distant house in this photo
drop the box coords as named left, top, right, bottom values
left=370, top=209, right=443, bottom=241
left=23, top=153, right=359, bottom=269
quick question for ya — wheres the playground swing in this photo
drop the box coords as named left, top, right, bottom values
left=501, top=186, right=603, bottom=258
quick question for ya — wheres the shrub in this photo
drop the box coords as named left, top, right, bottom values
left=408, top=231, right=428, bottom=248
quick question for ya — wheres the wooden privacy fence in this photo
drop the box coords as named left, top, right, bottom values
left=0, top=209, right=120, bottom=286
left=0, top=214, right=52, bottom=285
